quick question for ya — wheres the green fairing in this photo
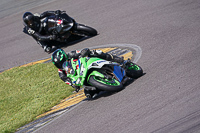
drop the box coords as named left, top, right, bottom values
left=84, top=57, right=105, bottom=83
left=92, top=76, right=121, bottom=86
left=70, top=58, right=76, bottom=74
left=68, top=57, right=105, bottom=86
left=87, top=70, right=104, bottom=82
left=86, top=57, right=103, bottom=65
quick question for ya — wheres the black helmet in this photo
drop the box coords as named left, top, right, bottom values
left=51, top=49, right=68, bottom=69
left=23, top=12, right=40, bottom=31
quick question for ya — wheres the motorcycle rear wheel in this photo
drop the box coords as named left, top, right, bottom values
left=75, top=24, right=97, bottom=36
left=88, top=75, right=123, bottom=91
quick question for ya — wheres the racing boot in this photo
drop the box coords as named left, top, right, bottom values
left=84, top=87, right=100, bottom=99
left=37, top=41, right=52, bottom=54
left=43, top=45, right=52, bottom=54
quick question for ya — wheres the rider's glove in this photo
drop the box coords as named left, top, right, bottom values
left=27, top=28, right=35, bottom=35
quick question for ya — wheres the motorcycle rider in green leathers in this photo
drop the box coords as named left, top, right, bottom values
left=51, top=48, right=125, bottom=98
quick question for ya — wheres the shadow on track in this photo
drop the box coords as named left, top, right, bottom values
left=84, top=73, right=146, bottom=101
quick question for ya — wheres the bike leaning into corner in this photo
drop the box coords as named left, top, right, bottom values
left=23, top=10, right=97, bottom=53
left=51, top=49, right=143, bottom=98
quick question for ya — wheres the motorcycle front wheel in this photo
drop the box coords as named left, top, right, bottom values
left=88, top=75, right=123, bottom=92
left=74, top=24, right=97, bottom=36
left=126, top=63, right=143, bottom=79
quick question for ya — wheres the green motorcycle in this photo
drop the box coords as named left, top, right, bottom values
left=63, top=57, right=143, bottom=98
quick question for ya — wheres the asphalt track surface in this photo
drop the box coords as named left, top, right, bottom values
left=1, top=0, right=200, bottom=133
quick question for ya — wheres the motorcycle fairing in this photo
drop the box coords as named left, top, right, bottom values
left=44, top=14, right=74, bottom=35
left=113, top=65, right=126, bottom=82
left=68, top=57, right=126, bottom=87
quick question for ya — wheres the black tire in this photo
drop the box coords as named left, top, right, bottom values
left=75, top=24, right=97, bottom=36
left=126, top=63, right=143, bottom=79
left=88, top=75, right=123, bottom=92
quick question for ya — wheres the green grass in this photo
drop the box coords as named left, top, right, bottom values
left=0, top=63, right=74, bottom=133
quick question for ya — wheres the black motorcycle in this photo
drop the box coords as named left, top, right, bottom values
left=23, top=12, right=97, bottom=47
left=45, top=13, right=98, bottom=42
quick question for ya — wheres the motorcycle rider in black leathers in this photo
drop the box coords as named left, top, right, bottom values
left=51, top=48, right=125, bottom=98
left=23, top=10, right=71, bottom=53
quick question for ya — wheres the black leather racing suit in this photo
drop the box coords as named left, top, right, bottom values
left=25, top=10, right=71, bottom=52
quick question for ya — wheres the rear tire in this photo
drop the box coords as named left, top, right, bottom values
left=88, top=76, right=123, bottom=91
left=75, top=24, right=97, bottom=36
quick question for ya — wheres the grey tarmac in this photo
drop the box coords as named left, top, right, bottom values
left=1, top=0, right=200, bottom=133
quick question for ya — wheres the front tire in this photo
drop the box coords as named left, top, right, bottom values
left=88, top=76, right=123, bottom=92
left=75, top=24, right=97, bottom=36
left=126, top=63, right=143, bottom=79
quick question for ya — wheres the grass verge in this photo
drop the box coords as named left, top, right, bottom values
left=0, top=62, right=74, bottom=133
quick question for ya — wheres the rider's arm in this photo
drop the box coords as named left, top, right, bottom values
left=86, top=48, right=124, bottom=64
left=58, top=69, right=72, bottom=85
left=58, top=69, right=80, bottom=92
left=31, top=31, right=56, bottom=41
left=68, top=50, right=81, bottom=59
